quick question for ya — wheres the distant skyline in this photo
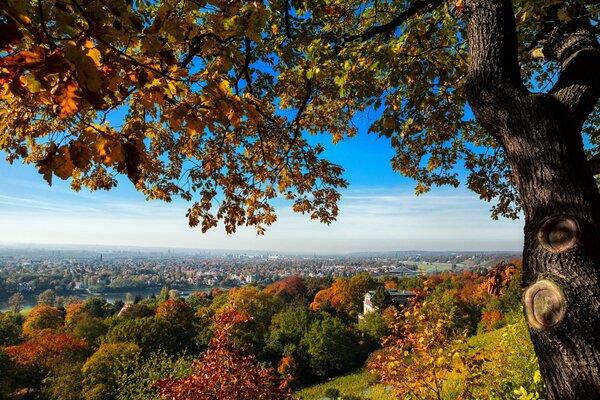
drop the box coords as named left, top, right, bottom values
left=1, top=113, right=524, bottom=253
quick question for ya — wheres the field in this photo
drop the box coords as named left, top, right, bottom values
left=294, top=370, right=391, bottom=400
left=414, top=262, right=456, bottom=273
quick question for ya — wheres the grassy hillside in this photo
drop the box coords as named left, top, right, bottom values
left=295, top=316, right=543, bottom=400
left=294, top=370, right=390, bottom=400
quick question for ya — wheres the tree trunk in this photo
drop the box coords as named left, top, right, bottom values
left=465, top=1, right=600, bottom=398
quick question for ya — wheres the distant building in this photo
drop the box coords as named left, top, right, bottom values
left=17, top=282, right=32, bottom=292
left=362, top=289, right=416, bottom=318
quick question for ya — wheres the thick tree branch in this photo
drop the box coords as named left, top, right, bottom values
left=342, top=0, right=442, bottom=45
left=547, top=17, right=600, bottom=128
left=464, top=0, right=527, bottom=120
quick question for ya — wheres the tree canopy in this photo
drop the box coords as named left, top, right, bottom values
left=3, top=0, right=597, bottom=233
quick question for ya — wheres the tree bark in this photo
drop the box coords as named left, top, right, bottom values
left=465, top=1, right=600, bottom=398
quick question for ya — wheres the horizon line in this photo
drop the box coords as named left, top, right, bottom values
left=0, top=241, right=522, bottom=256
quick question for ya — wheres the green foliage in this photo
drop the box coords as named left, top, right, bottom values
left=82, top=298, right=115, bottom=319
left=356, top=312, right=388, bottom=348
left=0, top=350, right=15, bottom=398
left=294, top=370, right=385, bottom=400
left=69, top=315, right=108, bottom=348
left=266, top=305, right=315, bottom=381
left=468, top=316, right=546, bottom=399
left=104, top=316, right=193, bottom=355
left=115, top=351, right=193, bottom=400
left=267, top=306, right=314, bottom=356
left=0, top=313, right=21, bottom=346
left=227, top=286, right=283, bottom=355
left=81, top=343, right=142, bottom=400
left=186, top=292, right=212, bottom=310
left=370, top=286, right=391, bottom=311
left=42, top=357, right=85, bottom=400
left=303, top=314, right=358, bottom=377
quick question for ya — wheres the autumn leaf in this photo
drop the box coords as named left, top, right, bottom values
left=52, top=81, right=80, bottom=118
left=531, top=48, right=545, bottom=60
left=52, top=146, right=76, bottom=179
left=36, top=144, right=59, bottom=185
left=3, top=48, right=45, bottom=68
left=64, top=43, right=103, bottom=93
left=20, top=73, right=42, bottom=93
left=123, top=138, right=144, bottom=183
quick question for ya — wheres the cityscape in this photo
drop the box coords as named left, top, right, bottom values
left=0, top=245, right=519, bottom=311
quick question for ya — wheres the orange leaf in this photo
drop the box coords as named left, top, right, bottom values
left=54, top=81, right=80, bottom=118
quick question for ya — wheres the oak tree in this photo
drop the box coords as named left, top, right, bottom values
left=1, top=0, right=599, bottom=397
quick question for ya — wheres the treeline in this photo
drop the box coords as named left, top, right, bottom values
left=0, top=263, right=539, bottom=399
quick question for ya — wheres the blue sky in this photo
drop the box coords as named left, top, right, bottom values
left=0, top=116, right=524, bottom=253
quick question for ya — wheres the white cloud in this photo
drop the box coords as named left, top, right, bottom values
left=0, top=183, right=524, bottom=253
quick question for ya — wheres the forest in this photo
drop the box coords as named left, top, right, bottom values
left=0, top=262, right=543, bottom=399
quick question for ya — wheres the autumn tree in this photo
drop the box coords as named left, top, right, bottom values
left=81, top=342, right=142, bottom=400
left=6, top=330, right=89, bottom=395
left=265, top=276, right=309, bottom=303
left=156, top=308, right=293, bottom=400
left=22, top=305, right=64, bottom=336
left=155, top=298, right=194, bottom=330
left=1, top=1, right=600, bottom=397
left=311, top=273, right=376, bottom=320
left=225, top=286, right=283, bottom=355
left=369, top=298, right=485, bottom=399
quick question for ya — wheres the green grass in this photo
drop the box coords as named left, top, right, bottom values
left=20, top=307, right=33, bottom=316
left=295, top=316, right=541, bottom=400
left=414, top=262, right=455, bottom=273
left=294, top=370, right=392, bottom=400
